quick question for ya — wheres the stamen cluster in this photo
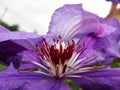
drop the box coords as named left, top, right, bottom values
left=35, top=38, right=75, bottom=78
left=20, top=37, right=105, bottom=79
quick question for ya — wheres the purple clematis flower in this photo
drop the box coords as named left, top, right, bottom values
left=106, top=0, right=120, bottom=3
left=0, top=4, right=120, bottom=90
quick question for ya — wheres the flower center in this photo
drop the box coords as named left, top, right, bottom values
left=35, top=37, right=75, bottom=78
left=20, top=37, right=106, bottom=79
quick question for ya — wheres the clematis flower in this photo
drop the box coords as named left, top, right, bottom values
left=0, top=4, right=120, bottom=90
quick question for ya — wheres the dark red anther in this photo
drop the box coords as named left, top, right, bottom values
left=35, top=37, right=75, bottom=67
left=58, top=35, right=62, bottom=39
left=62, top=64, right=67, bottom=74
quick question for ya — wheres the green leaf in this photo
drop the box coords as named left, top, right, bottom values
left=64, top=79, right=83, bottom=90
left=0, top=64, right=6, bottom=71
left=111, top=58, right=120, bottom=68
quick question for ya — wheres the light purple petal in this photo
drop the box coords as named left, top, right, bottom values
left=95, top=24, right=116, bottom=37
left=105, top=18, right=120, bottom=48
left=0, top=25, right=10, bottom=32
left=0, top=64, right=29, bottom=89
left=47, top=4, right=120, bottom=62
left=0, top=32, right=41, bottom=42
left=27, top=79, right=71, bottom=90
left=18, top=50, right=41, bottom=70
left=0, top=64, right=71, bottom=90
left=0, top=64, right=46, bottom=90
left=94, top=36, right=120, bottom=59
left=18, top=50, right=40, bottom=63
left=47, top=4, right=119, bottom=62
left=0, top=31, right=43, bottom=51
left=48, top=4, right=99, bottom=40
left=0, top=32, right=43, bottom=66
left=71, top=68, right=120, bottom=90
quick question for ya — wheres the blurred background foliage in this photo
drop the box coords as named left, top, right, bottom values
left=0, top=19, right=19, bottom=31
left=0, top=64, right=6, bottom=71
left=111, top=58, right=120, bottom=68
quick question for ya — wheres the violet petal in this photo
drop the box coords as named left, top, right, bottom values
left=48, top=4, right=99, bottom=40
left=71, top=68, right=120, bottom=90
left=0, top=64, right=70, bottom=90
left=0, top=32, right=41, bottom=42
left=27, top=79, right=71, bottom=90
left=0, top=25, right=10, bottom=32
left=0, top=31, right=42, bottom=66
left=0, top=40, right=26, bottom=66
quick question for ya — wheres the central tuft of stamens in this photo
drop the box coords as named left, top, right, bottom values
left=35, top=37, right=75, bottom=77
left=20, top=37, right=106, bottom=79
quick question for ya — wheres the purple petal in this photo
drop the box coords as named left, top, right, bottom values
left=95, top=24, right=116, bottom=37
left=71, top=68, right=120, bottom=90
left=18, top=50, right=41, bottom=70
left=0, top=25, right=10, bottom=32
left=87, top=19, right=120, bottom=62
left=105, top=18, right=120, bottom=42
left=0, top=64, right=70, bottom=90
left=0, top=31, right=43, bottom=51
left=0, top=31, right=43, bottom=66
left=0, top=64, right=45, bottom=89
left=106, top=0, right=120, bottom=3
left=0, top=32, right=41, bottom=42
left=0, top=40, right=26, bottom=66
left=12, top=36, right=43, bottom=51
left=47, top=4, right=119, bottom=62
left=82, top=18, right=120, bottom=61
left=94, top=35, right=120, bottom=59
left=0, top=64, right=38, bottom=90
left=47, top=4, right=120, bottom=63
left=48, top=4, right=99, bottom=40
left=27, top=79, right=71, bottom=90
left=18, top=50, right=40, bottom=62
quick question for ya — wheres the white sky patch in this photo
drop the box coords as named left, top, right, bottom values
left=0, top=0, right=111, bottom=34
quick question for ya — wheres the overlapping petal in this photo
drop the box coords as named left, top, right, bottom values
left=0, top=32, right=41, bottom=42
left=0, top=40, right=25, bottom=66
left=18, top=50, right=41, bottom=70
left=27, top=79, right=71, bottom=90
left=105, top=18, right=120, bottom=42
left=48, top=4, right=118, bottom=40
left=47, top=4, right=120, bottom=63
left=0, top=64, right=70, bottom=90
left=48, top=4, right=99, bottom=40
left=0, top=30, right=42, bottom=66
left=0, top=25, right=10, bottom=32
left=71, top=68, right=120, bottom=90
left=93, top=18, right=120, bottom=60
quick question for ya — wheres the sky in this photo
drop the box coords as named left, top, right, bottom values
left=0, top=0, right=112, bottom=34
